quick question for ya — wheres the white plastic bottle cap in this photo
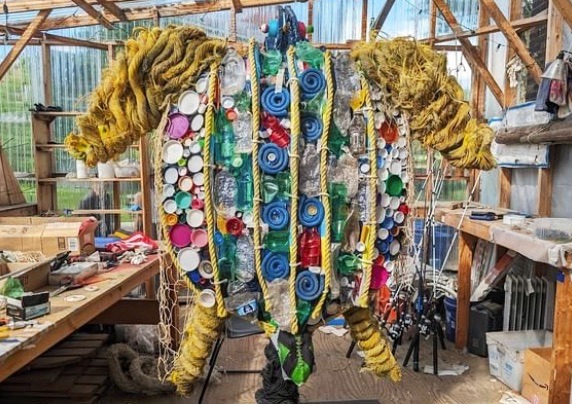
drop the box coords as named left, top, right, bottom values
left=187, top=155, right=204, bottom=173
left=356, top=242, right=366, bottom=252
left=198, top=261, right=215, bottom=279
left=198, top=289, right=216, bottom=308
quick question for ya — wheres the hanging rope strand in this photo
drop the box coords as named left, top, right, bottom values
left=287, top=46, right=301, bottom=335
left=248, top=38, right=271, bottom=311
left=310, top=51, right=334, bottom=319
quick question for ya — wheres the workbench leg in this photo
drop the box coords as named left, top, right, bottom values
left=166, top=263, right=180, bottom=349
left=456, top=231, right=476, bottom=350
left=549, top=269, right=572, bottom=404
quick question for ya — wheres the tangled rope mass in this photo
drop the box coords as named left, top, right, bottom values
left=65, top=26, right=225, bottom=167
left=351, top=37, right=496, bottom=170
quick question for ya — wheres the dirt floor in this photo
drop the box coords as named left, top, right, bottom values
left=103, top=330, right=507, bottom=404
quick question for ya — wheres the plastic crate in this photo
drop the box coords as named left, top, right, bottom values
left=485, top=330, right=552, bottom=392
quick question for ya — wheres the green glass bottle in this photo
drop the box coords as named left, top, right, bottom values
left=264, top=231, right=290, bottom=253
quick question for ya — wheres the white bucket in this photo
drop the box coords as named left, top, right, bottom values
left=97, top=161, right=115, bottom=179
left=76, top=160, right=88, bottom=179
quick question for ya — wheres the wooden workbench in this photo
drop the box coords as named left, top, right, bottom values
left=437, top=208, right=572, bottom=404
left=0, top=255, right=161, bottom=383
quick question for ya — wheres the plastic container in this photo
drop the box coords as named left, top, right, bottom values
left=533, top=218, right=572, bottom=243
left=97, top=161, right=115, bottom=179
left=485, top=330, right=552, bottom=392
left=443, top=297, right=456, bottom=342
left=414, top=219, right=456, bottom=269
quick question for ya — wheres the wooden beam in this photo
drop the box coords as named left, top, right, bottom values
left=0, top=10, right=51, bottom=82
left=229, top=1, right=237, bottom=42
left=41, top=41, right=52, bottom=105
left=372, top=0, right=397, bottom=31
left=2, top=25, right=108, bottom=50
left=96, top=0, right=127, bottom=21
left=456, top=231, right=477, bottom=349
left=17, top=0, right=300, bottom=31
left=71, top=0, right=114, bottom=29
left=433, top=0, right=505, bottom=107
left=552, top=0, right=572, bottom=28
left=479, top=0, right=542, bottom=84
left=421, top=13, right=548, bottom=43
left=471, top=6, right=488, bottom=119
left=549, top=269, right=572, bottom=404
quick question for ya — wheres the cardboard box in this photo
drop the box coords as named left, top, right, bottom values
left=521, top=347, right=551, bottom=404
left=0, top=217, right=98, bottom=256
left=6, top=292, right=51, bottom=320
left=0, top=259, right=52, bottom=292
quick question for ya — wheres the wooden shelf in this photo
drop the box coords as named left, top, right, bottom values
left=35, top=143, right=137, bottom=150
left=72, top=209, right=143, bottom=215
left=37, top=177, right=141, bottom=183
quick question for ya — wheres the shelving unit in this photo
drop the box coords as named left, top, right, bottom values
left=31, top=110, right=152, bottom=235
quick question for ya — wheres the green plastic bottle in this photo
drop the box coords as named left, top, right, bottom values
left=296, top=299, right=312, bottom=325
left=237, top=155, right=254, bottom=212
left=337, top=254, right=359, bottom=275
left=264, top=231, right=290, bottom=253
left=262, top=49, right=282, bottom=76
left=275, top=172, right=291, bottom=199
left=330, top=183, right=348, bottom=242
left=295, top=41, right=324, bottom=69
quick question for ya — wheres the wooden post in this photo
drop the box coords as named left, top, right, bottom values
left=504, top=0, right=522, bottom=107
left=546, top=0, right=564, bottom=61
left=139, top=136, right=155, bottom=299
left=456, top=231, right=476, bottom=349
left=429, top=0, right=437, bottom=46
left=471, top=6, right=488, bottom=119
left=361, top=0, right=368, bottom=40
left=551, top=0, right=572, bottom=28
left=41, top=40, right=52, bottom=106
left=229, top=3, right=237, bottom=42
left=537, top=157, right=553, bottom=217
left=549, top=269, right=572, bottom=404
left=499, top=168, right=511, bottom=209
left=307, top=0, right=314, bottom=42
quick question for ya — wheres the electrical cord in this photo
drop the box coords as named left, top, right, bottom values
left=301, top=114, right=323, bottom=141
left=261, top=86, right=291, bottom=117
left=298, top=197, right=325, bottom=228
left=295, top=270, right=324, bottom=301
left=261, top=252, right=290, bottom=281
left=262, top=201, right=290, bottom=230
left=299, top=68, right=325, bottom=100
left=258, top=143, right=289, bottom=175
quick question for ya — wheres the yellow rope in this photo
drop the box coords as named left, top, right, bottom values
left=248, top=39, right=271, bottom=312
left=286, top=46, right=301, bottom=334
left=203, top=62, right=227, bottom=318
left=357, top=74, right=377, bottom=308
left=310, top=51, right=333, bottom=319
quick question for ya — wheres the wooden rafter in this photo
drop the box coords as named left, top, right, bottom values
left=552, top=0, right=572, bottom=28
left=479, top=0, right=542, bottom=84
left=15, top=0, right=300, bottom=31
left=361, top=0, right=368, bottom=40
left=1, top=25, right=107, bottom=50
left=428, top=0, right=437, bottom=46
left=421, top=12, right=547, bottom=43
left=0, top=10, right=51, bottom=81
left=372, top=0, right=397, bottom=31
left=433, top=0, right=505, bottom=107
left=96, top=0, right=127, bottom=21
left=71, top=0, right=114, bottom=29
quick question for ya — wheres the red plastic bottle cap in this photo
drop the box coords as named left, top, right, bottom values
left=226, top=217, right=244, bottom=237
left=226, top=109, right=237, bottom=121
left=397, top=203, right=410, bottom=215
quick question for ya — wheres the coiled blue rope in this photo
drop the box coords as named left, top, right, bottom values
left=295, top=270, right=324, bottom=301
left=262, top=201, right=290, bottom=230
left=301, top=114, right=322, bottom=141
left=299, top=197, right=324, bottom=227
left=259, top=143, right=289, bottom=175
left=261, top=86, right=290, bottom=117
left=299, top=68, right=325, bottom=100
left=261, top=252, right=290, bottom=281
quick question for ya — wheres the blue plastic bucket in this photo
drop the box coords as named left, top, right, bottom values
left=444, top=296, right=457, bottom=342
left=414, top=219, right=455, bottom=269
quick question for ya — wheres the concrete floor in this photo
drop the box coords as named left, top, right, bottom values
left=103, top=331, right=507, bottom=404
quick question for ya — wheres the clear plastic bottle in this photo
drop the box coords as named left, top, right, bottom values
left=299, top=143, right=320, bottom=197
left=348, top=111, right=366, bottom=156
left=233, top=112, right=253, bottom=153
left=357, top=181, right=368, bottom=222
left=235, top=233, right=255, bottom=282
left=221, top=48, right=246, bottom=96
left=236, top=159, right=254, bottom=212
left=214, top=170, right=237, bottom=217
